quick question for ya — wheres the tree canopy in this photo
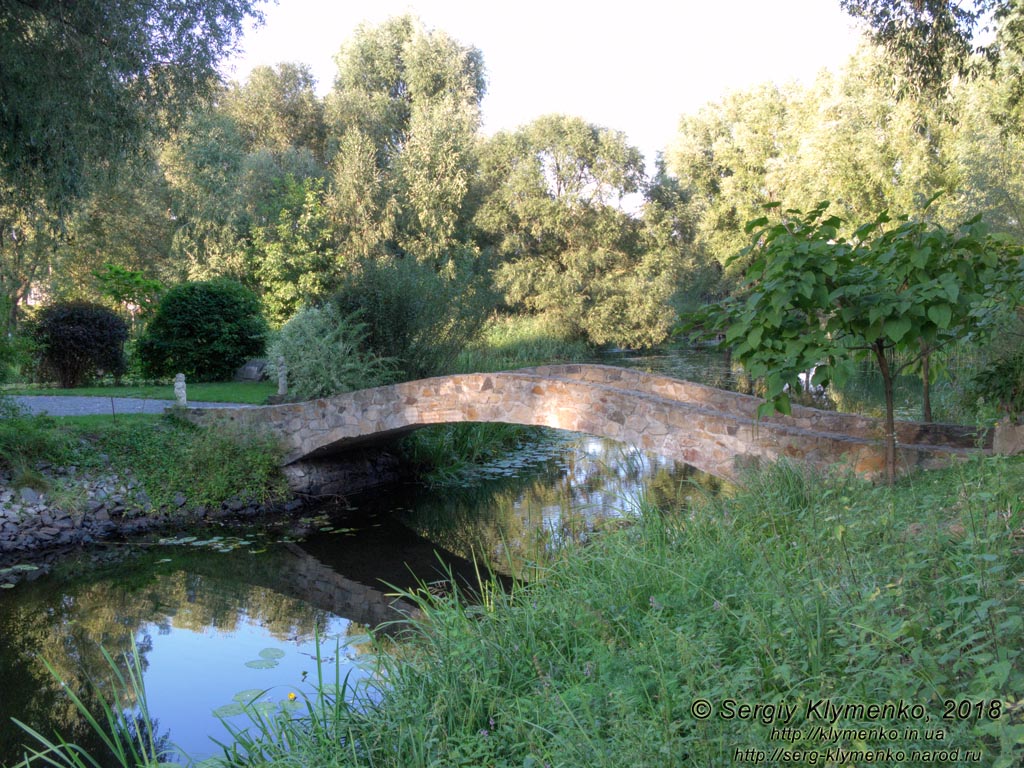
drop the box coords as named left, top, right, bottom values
left=839, top=1, right=1023, bottom=93
left=0, top=0, right=265, bottom=210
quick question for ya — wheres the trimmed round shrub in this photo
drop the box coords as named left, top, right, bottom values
left=267, top=304, right=394, bottom=400
left=32, top=301, right=128, bottom=387
left=136, top=279, right=268, bottom=381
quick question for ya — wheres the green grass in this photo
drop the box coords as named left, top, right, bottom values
left=0, top=412, right=287, bottom=511
left=2, top=380, right=276, bottom=404
left=205, top=456, right=1023, bottom=768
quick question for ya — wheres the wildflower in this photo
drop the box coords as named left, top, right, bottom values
left=287, top=692, right=297, bottom=701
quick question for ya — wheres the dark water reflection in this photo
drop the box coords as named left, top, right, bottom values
left=0, top=430, right=713, bottom=766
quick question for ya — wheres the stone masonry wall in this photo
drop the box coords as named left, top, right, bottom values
left=184, top=365, right=985, bottom=487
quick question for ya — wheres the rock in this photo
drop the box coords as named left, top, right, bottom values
left=225, top=497, right=245, bottom=512
left=19, top=487, right=42, bottom=505
left=173, top=492, right=187, bottom=508
left=234, top=358, right=269, bottom=382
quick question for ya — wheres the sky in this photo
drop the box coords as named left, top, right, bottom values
left=221, top=0, right=865, bottom=165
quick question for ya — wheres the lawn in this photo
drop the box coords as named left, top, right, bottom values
left=3, top=380, right=276, bottom=404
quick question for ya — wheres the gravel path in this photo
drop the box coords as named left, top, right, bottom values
left=10, top=396, right=256, bottom=417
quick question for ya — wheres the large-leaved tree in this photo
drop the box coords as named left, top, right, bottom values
left=690, top=203, right=1022, bottom=483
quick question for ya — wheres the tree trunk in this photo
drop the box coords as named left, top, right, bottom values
left=920, top=341, right=932, bottom=423
left=874, top=340, right=897, bottom=484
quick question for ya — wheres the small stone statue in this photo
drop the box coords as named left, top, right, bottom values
left=277, top=356, right=288, bottom=397
left=174, top=373, right=187, bottom=406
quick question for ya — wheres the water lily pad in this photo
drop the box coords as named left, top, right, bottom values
left=232, top=688, right=266, bottom=703
left=1, top=583, right=14, bottom=590
left=212, top=702, right=245, bottom=718
left=259, top=647, right=285, bottom=660
left=244, top=659, right=279, bottom=669
left=11, top=564, right=38, bottom=572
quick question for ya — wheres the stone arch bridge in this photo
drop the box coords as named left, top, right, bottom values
left=185, top=364, right=987, bottom=493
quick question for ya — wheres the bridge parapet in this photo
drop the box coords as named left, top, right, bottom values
left=523, top=365, right=989, bottom=449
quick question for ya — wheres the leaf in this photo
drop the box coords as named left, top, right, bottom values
left=212, top=702, right=246, bottom=718
left=926, top=303, right=952, bottom=329
left=244, top=659, right=279, bottom=669
left=744, top=216, right=769, bottom=233
left=232, top=689, right=267, bottom=703
left=259, top=647, right=286, bottom=660
left=773, top=394, right=792, bottom=416
left=883, top=316, right=913, bottom=343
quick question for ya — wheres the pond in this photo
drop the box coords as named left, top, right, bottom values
left=0, top=430, right=720, bottom=766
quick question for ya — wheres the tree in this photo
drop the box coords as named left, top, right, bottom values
left=326, top=15, right=485, bottom=171
left=689, top=203, right=1021, bottom=483
left=0, top=0, right=264, bottom=329
left=325, top=15, right=486, bottom=266
left=221, top=63, right=326, bottom=160
left=91, top=264, right=165, bottom=333
left=666, top=84, right=799, bottom=282
left=477, top=114, right=680, bottom=348
left=252, top=177, right=340, bottom=325
left=0, top=0, right=265, bottom=211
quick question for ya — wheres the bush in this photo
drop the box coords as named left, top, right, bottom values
left=0, top=327, right=36, bottom=384
left=968, top=347, right=1024, bottom=421
left=331, top=254, right=495, bottom=381
left=31, top=301, right=128, bottom=387
left=136, top=279, right=268, bottom=382
left=267, top=304, right=394, bottom=400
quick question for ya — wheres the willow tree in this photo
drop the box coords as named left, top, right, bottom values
left=0, top=0, right=264, bottom=327
left=477, top=114, right=681, bottom=348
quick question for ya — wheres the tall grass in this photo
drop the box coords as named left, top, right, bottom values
left=454, top=313, right=591, bottom=373
left=213, top=457, right=1024, bottom=767
left=12, top=639, right=173, bottom=768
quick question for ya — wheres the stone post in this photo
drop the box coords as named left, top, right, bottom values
left=993, top=418, right=1024, bottom=455
left=174, top=373, right=187, bottom=406
left=277, top=356, right=288, bottom=397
